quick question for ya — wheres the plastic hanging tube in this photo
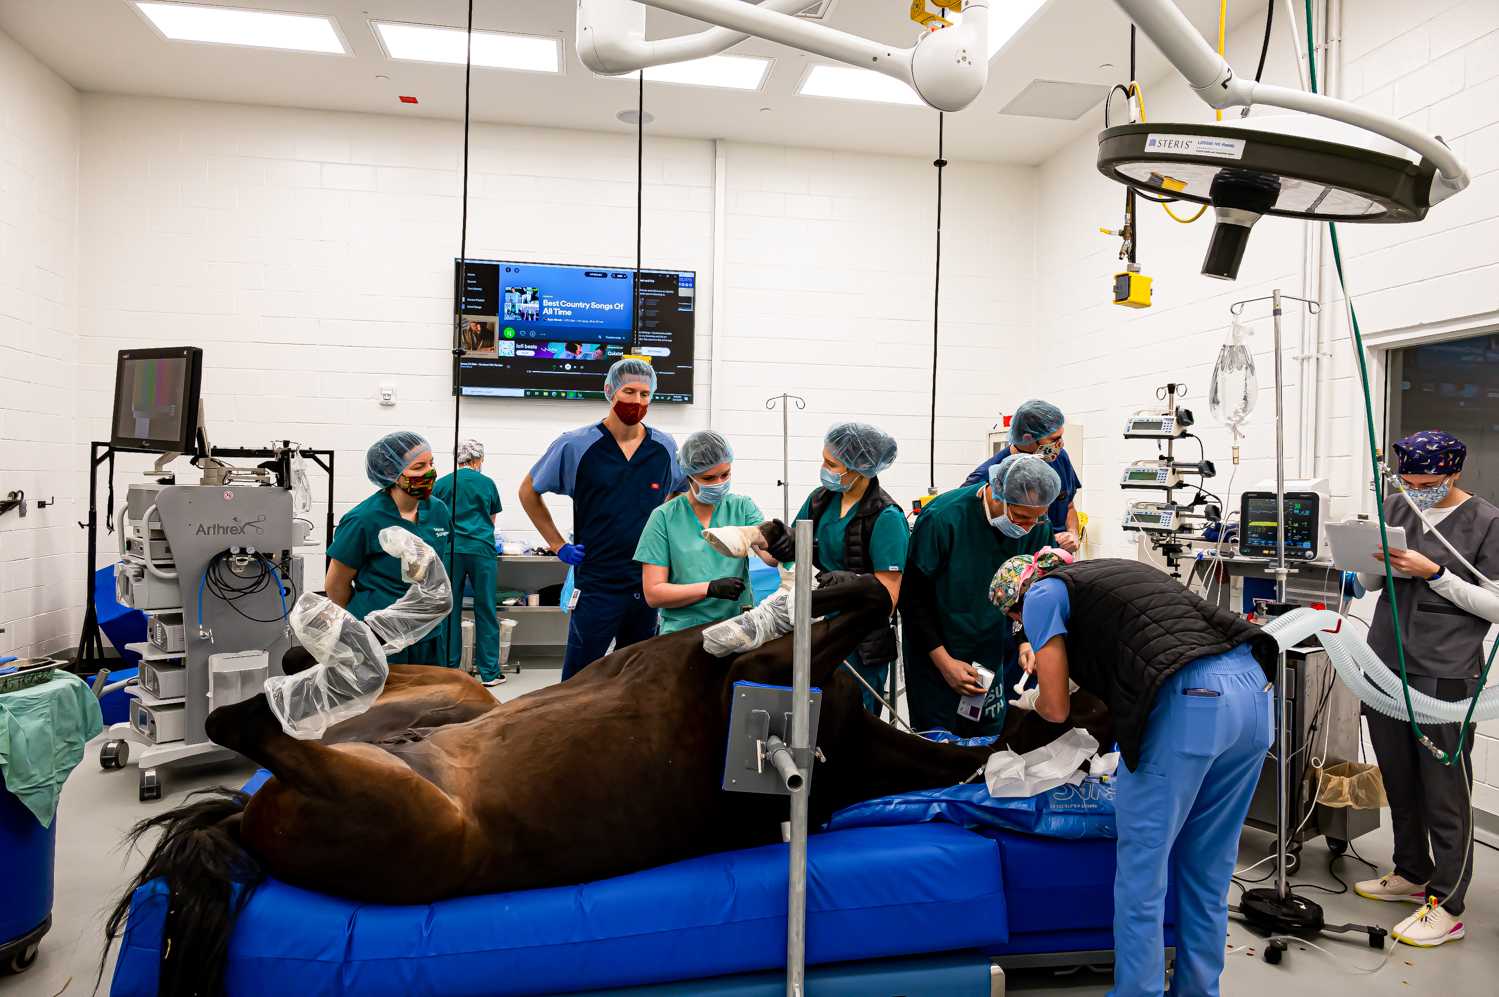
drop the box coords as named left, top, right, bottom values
left=1263, top=608, right=1499, bottom=723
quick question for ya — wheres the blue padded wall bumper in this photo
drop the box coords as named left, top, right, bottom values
left=112, top=821, right=1009, bottom=996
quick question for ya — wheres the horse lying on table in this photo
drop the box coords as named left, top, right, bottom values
left=105, top=535, right=1110, bottom=997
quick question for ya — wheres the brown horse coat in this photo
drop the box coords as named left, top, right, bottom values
left=204, top=575, right=1109, bottom=904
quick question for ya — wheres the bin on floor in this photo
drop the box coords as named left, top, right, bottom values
left=0, top=784, right=54, bottom=974
left=0, top=670, right=103, bottom=976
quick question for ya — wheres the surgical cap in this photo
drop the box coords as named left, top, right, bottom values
left=1009, top=399, right=1065, bottom=447
left=1393, top=430, right=1466, bottom=475
left=989, top=453, right=1062, bottom=508
left=988, top=547, right=1075, bottom=615
left=680, top=430, right=734, bottom=476
left=604, top=358, right=657, bottom=399
left=825, top=422, right=898, bottom=478
left=456, top=439, right=485, bottom=464
left=366, top=431, right=432, bottom=488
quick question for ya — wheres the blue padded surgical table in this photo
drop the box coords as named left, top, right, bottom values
left=111, top=771, right=1164, bottom=996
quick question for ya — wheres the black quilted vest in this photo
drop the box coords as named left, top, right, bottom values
left=807, top=479, right=901, bottom=668
left=1045, top=558, right=1277, bottom=770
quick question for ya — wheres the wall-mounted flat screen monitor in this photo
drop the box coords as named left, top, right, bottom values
left=454, top=259, right=695, bottom=402
left=110, top=347, right=204, bottom=454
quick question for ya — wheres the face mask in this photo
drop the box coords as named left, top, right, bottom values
left=692, top=479, right=731, bottom=506
left=397, top=468, right=436, bottom=499
left=820, top=467, right=852, bottom=493
left=989, top=498, right=1032, bottom=538
left=612, top=399, right=648, bottom=426
left=1406, top=479, right=1451, bottom=511
left=1036, top=440, right=1062, bottom=461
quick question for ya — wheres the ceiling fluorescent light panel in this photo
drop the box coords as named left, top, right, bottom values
left=374, top=21, right=560, bottom=73
left=134, top=2, right=347, bottom=54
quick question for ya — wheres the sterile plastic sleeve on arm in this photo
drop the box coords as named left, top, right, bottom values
left=363, top=527, right=453, bottom=653
left=264, top=595, right=390, bottom=740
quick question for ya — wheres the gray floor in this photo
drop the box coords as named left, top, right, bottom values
left=7, top=667, right=1497, bottom=996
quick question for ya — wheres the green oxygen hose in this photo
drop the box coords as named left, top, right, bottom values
left=1307, top=0, right=1496, bottom=765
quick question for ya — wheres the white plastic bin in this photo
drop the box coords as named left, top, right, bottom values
left=207, top=650, right=270, bottom=713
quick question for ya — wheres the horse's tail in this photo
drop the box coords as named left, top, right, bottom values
left=100, top=788, right=264, bottom=997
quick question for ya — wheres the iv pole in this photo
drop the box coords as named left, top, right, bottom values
left=1226, top=290, right=1385, bottom=961
left=766, top=394, right=806, bottom=524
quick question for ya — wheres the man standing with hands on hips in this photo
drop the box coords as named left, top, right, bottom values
left=519, top=359, right=680, bottom=680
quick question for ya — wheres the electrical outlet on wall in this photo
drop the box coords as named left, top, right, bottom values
left=379, top=383, right=397, bottom=407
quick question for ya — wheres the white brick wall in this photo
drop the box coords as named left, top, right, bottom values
left=1033, top=4, right=1499, bottom=813
left=74, top=97, right=1032, bottom=576
left=0, top=29, right=80, bottom=659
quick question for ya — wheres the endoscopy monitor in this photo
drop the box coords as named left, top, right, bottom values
left=453, top=259, right=696, bottom=403
left=110, top=347, right=204, bottom=454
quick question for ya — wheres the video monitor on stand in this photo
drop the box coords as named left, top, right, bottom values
left=110, top=347, right=205, bottom=458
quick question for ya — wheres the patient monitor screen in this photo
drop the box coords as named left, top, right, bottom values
left=454, top=259, right=696, bottom=402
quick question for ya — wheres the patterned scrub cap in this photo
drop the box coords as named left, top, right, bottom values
left=988, top=547, right=1075, bottom=614
left=1393, top=430, right=1466, bottom=475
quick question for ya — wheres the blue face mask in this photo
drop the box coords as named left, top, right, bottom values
left=1406, top=478, right=1451, bottom=511
left=820, top=467, right=853, bottom=493
left=692, top=478, right=731, bottom=506
left=988, top=497, right=1032, bottom=538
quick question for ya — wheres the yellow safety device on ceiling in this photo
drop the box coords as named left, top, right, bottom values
left=910, top=0, right=963, bottom=28
left=1114, top=270, right=1152, bottom=309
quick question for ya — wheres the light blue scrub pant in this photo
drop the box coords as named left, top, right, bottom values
left=1110, top=646, right=1272, bottom=997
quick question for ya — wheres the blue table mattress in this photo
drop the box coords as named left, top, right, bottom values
left=112, top=813, right=1010, bottom=996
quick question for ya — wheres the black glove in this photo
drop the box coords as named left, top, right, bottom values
left=761, top=519, right=797, bottom=563
left=706, top=576, right=747, bottom=600
left=815, top=570, right=861, bottom=590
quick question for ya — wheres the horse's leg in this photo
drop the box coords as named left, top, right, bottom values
left=721, top=574, right=891, bottom=689
left=205, top=694, right=482, bottom=903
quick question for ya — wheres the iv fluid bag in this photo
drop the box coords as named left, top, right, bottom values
left=1209, top=327, right=1258, bottom=433
left=290, top=453, right=313, bottom=516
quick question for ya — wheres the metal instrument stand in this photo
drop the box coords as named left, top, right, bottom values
left=1227, top=291, right=1385, bottom=962
left=786, top=520, right=813, bottom=996
left=765, top=395, right=806, bottom=524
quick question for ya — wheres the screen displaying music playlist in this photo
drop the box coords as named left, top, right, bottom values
left=455, top=260, right=695, bottom=402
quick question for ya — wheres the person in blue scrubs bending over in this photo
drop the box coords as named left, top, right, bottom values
left=991, top=554, right=1276, bottom=997
left=519, top=359, right=680, bottom=680
left=964, top=399, right=1081, bottom=554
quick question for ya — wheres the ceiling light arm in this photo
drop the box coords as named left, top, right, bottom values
left=577, top=0, right=825, bottom=75
left=587, top=0, right=991, bottom=112
left=1114, top=0, right=1469, bottom=204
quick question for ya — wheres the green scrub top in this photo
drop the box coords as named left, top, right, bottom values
left=903, top=483, right=1053, bottom=732
left=634, top=492, right=765, bottom=635
left=327, top=489, right=454, bottom=664
left=792, top=493, right=910, bottom=574
left=432, top=467, right=503, bottom=556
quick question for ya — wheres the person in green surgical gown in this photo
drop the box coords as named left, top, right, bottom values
left=433, top=438, right=505, bottom=686
left=324, top=431, right=454, bottom=667
left=900, top=453, right=1060, bottom=736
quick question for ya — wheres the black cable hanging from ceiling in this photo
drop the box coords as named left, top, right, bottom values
left=634, top=74, right=645, bottom=343
left=928, top=113, right=946, bottom=496
left=448, top=0, right=476, bottom=583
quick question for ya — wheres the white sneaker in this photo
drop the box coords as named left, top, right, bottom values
left=482, top=674, right=506, bottom=687
left=1354, top=872, right=1427, bottom=904
left=1392, top=898, right=1466, bottom=947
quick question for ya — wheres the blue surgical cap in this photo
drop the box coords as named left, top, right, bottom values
left=990, top=453, right=1062, bottom=508
left=825, top=422, right=898, bottom=478
left=1009, top=399, right=1065, bottom=447
left=680, top=430, right=733, bottom=476
left=366, top=431, right=432, bottom=488
left=605, top=358, right=657, bottom=399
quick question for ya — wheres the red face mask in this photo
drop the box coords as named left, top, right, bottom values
left=612, top=400, right=648, bottom=426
